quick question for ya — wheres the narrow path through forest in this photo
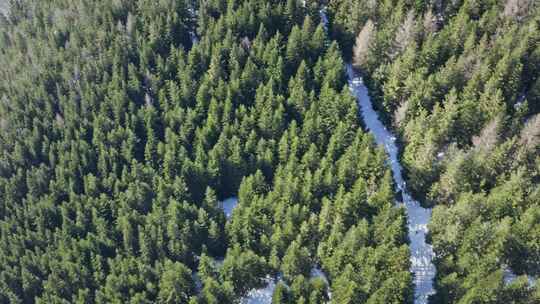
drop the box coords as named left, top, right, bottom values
left=346, top=65, right=436, bottom=304
left=320, top=7, right=436, bottom=303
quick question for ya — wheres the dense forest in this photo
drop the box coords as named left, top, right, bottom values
left=0, top=0, right=413, bottom=303
left=328, top=0, right=540, bottom=302
left=1, top=0, right=539, bottom=303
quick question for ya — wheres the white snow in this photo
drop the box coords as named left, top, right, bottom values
left=503, top=267, right=518, bottom=285
left=513, top=94, right=526, bottom=109
left=239, top=267, right=331, bottom=304
left=220, top=197, right=238, bottom=219
left=0, top=0, right=7, bottom=17
left=311, top=267, right=332, bottom=299
left=192, top=271, right=203, bottom=293
left=188, top=2, right=199, bottom=45
left=240, top=276, right=279, bottom=304
left=503, top=265, right=537, bottom=287
left=319, top=7, right=329, bottom=31
left=346, top=64, right=436, bottom=304
left=310, top=267, right=329, bottom=284
left=189, top=31, right=199, bottom=44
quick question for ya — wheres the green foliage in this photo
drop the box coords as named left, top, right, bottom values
left=0, top=0, right=410, bottom=303
left=328, top=0, right=540, bottom=302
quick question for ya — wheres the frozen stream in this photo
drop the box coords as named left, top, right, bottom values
left=346, top=64, right=436, bottom=303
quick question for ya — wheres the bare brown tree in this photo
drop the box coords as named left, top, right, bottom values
left=503, top=0, right=535, bottom=20
left=55, top=113, right=65, bottom=127
left=393, top=99, right=409, bottom=128
left=519, top=113, right=540, bottom=149
left=472, top=116, right=501, bottom=152
left=391, top=10, right=417, bottom=58
left=423, top=9, right=438, bottom=35
left=353, top=19, right=375, bottom=69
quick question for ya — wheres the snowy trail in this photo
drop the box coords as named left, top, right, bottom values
left=346, top=64, right=436, bottom=303
left=237, top=268, right=330, bottom=304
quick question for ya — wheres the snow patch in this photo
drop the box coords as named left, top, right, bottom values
left=319, top=7, right=329, bottom=31
left=220, top=197, right=238, bottom=219
left=0, top=0, right=8, bottom=17
left=503, top=265, right=537, bottom=287
left=240, top=276, right=279, bottom=304
left=310, top=267, right=329, bottom=284
left=189, top=31, right=199, bottom=44
left=346, top=63, right=436, bottom=304
left=311, top=267, right=332, bottom=299
left=239, top=268, right=331, bottom=303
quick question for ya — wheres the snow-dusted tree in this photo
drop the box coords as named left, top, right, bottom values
left=366, top=0, right=377, bottom=11
left=423, top=9, right=438, bottom=35
left=503, top=0, right=535, bottom=20
left=472, top=116, right=501, bottom=152
left=391, top=10, right=417, bottom=59
left=126, top=13, right=135, bottom=37
left=55, top=113, right=65, bottom=127
left=353, top=19, right=375, bottom=69
left=519, top=113, right=540, bottom=149
left=393, top=99, right=409, bottom=128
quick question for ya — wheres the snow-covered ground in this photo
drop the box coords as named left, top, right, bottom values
left=219, top=197, right=238, bottom=219
left=218, top=197, right=331, bottom=303
left=218, top=9, right=436, bottom=304
left=189, top=31, right=199, bottom=44
left=240, top=276, right=280, bottom=304
left=188, top=2, right=199, bottom=45
left=239, top=268, right=330, bottom=304
left=503, top=265, right=537, bottom=287
left=310, top=267, right=329, bottom=284
left=319, top=7, right=329, bottom=31
left=346, top=64, right=436, bottom=304
left=0, top=0, right=8, bottom=17
left=311, top=267, right=332, bottom=299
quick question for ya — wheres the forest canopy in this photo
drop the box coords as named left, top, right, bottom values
left=0, top=0, right=539, bottom=303
left=328, top=0, right=540, bottom=302
left=0, top=0, right=411, bottom=303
